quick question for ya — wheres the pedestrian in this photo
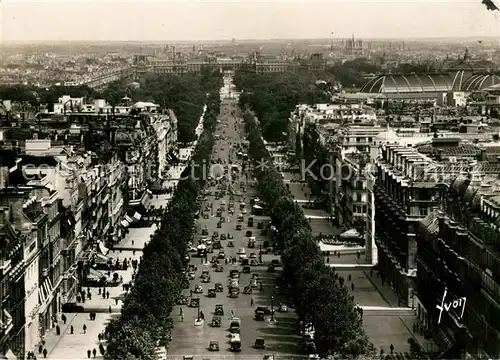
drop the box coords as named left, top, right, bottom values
left=83, top=324, right=87, bottom=334
left=38, top=344, right=43, bottom=354
left=89, top=312, right=93, bottom=320
left=109, top=305, right=112, bottom=313
left=61, top=313, right=67, bottom=324
left=115, top=298, right=118, bottom=305
left=98, top=288, right=101, bottom=295
left=43, top=348, right=47, bottom=358
left=56, top=324, right=60, bottom=335
left=348, top=274, right=351, bottom=281
left=98, top=333, right=102, bottom=341
left=87, top=349, right=91, bottom=358
left=390, top=344, right=394, bottom=354
left=99, top=344, right=105, bottom=355
left=351, top=283, right=355, bottom=291
left=106, top=291, right=110, bottom=299
left=70, top=325, right=74, bottom=334
left=93, top=348, right=97, bottom=358
left=76, top=294, right=81, bottom=302
left=250, top=298, right=254, bottom=306
left=88, top=292, right=92, bottom=300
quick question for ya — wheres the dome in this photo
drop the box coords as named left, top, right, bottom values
left=463, top=183, right=480, bottom=205
left=461, top=74, right=500, bottom=92
left=451, top=175, right=470, bottom=197
left=360, top=73, right=457, bottom=94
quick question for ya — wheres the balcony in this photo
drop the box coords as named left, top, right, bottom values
left=0, top=258, right=12, bottom=276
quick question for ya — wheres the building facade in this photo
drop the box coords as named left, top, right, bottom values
left=417, top=168, right=500, bottom=358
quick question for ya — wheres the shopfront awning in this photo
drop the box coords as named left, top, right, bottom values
left=94, top=252, right=111, bottom=264
left=129, top=190, right=151, bottom=211
left=98, top=242, right=109, bottom=255
left=124, top=214, right=134, bottom=223
left=133, top=212, right=142, bottom=221
left=121, top=219, right=130, bottom=228
left=88, top=268, right=105, bottom=281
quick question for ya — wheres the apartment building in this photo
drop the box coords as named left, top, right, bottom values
left=417, top=166, right=500, bottom=358
left=0, top=101, right=178, bottom=358
left=373, top=144, right=462, bottom=303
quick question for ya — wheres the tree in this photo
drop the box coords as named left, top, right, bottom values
left=243, top=111, right=373, bottom=359
left=104, top=316, right=157, bottom=360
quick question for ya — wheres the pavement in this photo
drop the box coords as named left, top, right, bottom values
left=167, top=91, right=304, bottom=359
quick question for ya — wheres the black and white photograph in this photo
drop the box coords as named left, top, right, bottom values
left=0, top=0, right=500, bottom=359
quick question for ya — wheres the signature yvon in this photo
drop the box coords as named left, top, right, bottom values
left=436, top=289, right=466, bottom=324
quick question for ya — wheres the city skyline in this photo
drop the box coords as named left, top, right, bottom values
left=1, top=0, right=499, bottom=42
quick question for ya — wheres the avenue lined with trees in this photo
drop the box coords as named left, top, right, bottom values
left=243, top=111, right=374, bottom=359
left=234, top=71, right=332, bottom=142
left=103, top=81, right=222, bottom=359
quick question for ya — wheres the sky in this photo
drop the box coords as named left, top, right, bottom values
left=0, top=0, right=499, bottom=42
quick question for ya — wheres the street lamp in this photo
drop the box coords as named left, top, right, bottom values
left=270, top=296, right=275, bottom=322
left=197, top=301, right=200, bottom=321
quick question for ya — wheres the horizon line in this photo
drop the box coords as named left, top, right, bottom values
left=2, top=35, right=500, bottom=44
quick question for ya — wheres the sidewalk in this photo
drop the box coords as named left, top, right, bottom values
left=38, top=217, right=165, bottom=358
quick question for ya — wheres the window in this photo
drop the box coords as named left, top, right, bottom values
left=356, top=193, right=362, bottom=202
left=419, top=208, right=428, bottom=217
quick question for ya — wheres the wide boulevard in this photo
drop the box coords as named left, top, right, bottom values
left=166, top=78, right=303, bottom=360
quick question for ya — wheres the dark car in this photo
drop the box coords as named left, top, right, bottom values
left=215, top=304, right=224, bottom=316
left=215, top=283, right=224, bottom=292
left=255, top=307, right=274, bottom=316
left=61, top=302, right=84, bottom=313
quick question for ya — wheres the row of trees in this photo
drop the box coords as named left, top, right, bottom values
left=234, top=70, right=331, bottom=142
left=243, top=111, right=374, bottom=359
left=103, top=89, right=221, bottom=360
left=0, top=68, right=223, bottom=143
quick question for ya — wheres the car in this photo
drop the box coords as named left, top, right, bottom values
left=190, top=297, right=200, bottom=308
left=211, top=316, right=222, bottom=327
left=237, top=248, right=246, bottom=255
left=205, top=239, right=212, bottom=246
left=230, top=289, right=239, bottom=298
left=208, top=340, right=219, bottom=351
left=267, top=264, right=275, bottom=272
left=208, top=289, right=216, bottom=297
left=279, top=303, right=288, bottom=312
left=249, top=253, right=257, bottom=259
left=215, top=265, right=224, bottom=272
left=263, top=355, right=275, bottom=360
left=228, top=240, right=235, bottom=247
left=236, top=224, right=242, bottom=231
left=220, top=233, right=227, bottom=240
left=239, top=254, right=248, bottom=261
left=217, top=222, right=222, bottom=228
left=242, top=208, right=247, bottom=214
left=215, top=304, right=224, bottom=315
left=254, top=337, right=265, bottom=349
left=215, top=283, right=224, bottom=292
left=218, top=251, right=226, bottom=259
left=255, top=307, right=274, bottom=316
left=230, top=334, right=241, bottom=343
left=187, top=272, right=195, bottom=280
left=177, top=295, right=188, bottom=305
left=61, top=302, right=84, bottom=313
left=194, top=285, right=203, bottom=293
left=254, top=310, right=265, bottom=321
left=227, top=233, right=233, bottom=239
left=221, top=200, right=226, bottom=205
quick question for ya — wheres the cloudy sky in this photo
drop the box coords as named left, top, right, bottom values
left=1, top=0, right=499, bottom=42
